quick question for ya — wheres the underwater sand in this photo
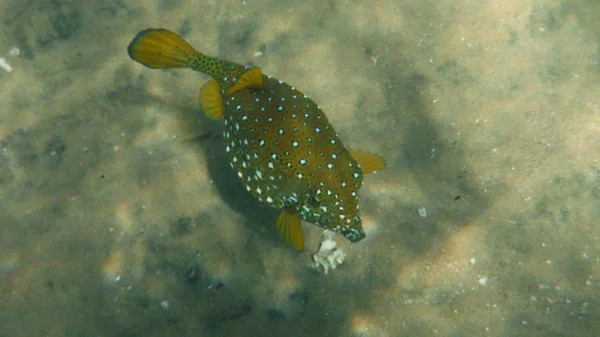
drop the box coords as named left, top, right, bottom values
left=1, top=0, right=599, bottom=336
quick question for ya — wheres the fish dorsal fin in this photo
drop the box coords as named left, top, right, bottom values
left=276, top=209, right=304, bottom=252
left=199, top=79, right=224, bottom=119
left=226, top=67, right=263, bottom=95
left=349, top=150, right=386, bottom=174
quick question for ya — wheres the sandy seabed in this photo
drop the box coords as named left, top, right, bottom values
left=1, top=0, right=599, bottom=336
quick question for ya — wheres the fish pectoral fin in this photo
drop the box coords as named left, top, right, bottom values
left=199, top=79, right=224, bottom=119
left=127, top=28, right=198, bottom=69
left=349, top=150, right=386, bottom=174
left=276, top=209, right=304, bottom=252
left=226, top=67, right=263, bottom=95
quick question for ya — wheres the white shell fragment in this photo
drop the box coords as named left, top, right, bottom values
left=312, top=230, right=346, bottom=274
left=8, top=47, right=19, bottom=56
left=0, top=57, right=12, bottom=73
left=417, top=207, right=427, bottom=217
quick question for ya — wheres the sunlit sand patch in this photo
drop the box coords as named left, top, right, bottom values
left=115, top=199, right=137, bottom=233
left=424, top=225, right=485, bottom=285
left=269, top=273, right=301, bottom=306
left=169, top=162, right=211, bottom=196
left=396, top=224, right=485, bottom=288
left=255, top=14, right=295, bottom=43
left=295, top=40, right=337, bottom=86
left=201, top=250, right=235, bottom=283
left=251, top=251, right=309, bottom=317
left=360, top=213, right=379, bottom=238
left=102, top=249, right=124, bottom=285
left=131, top=106, right=184, bottom=147
left=561, top=94, right=600, bottom=162
left=349, top=313, right=385, bottom=337
left=363, top=176, right=420, bottom=205
left=145, top=74, right=175, bottom=100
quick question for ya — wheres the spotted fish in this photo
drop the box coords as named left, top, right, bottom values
left=128, top=28, right=385, bottom=252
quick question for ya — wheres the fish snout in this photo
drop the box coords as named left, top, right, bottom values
left=342, top=220, right=366, bottom=242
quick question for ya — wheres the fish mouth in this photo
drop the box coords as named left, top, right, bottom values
left=342, top=225, right=366, bottom=242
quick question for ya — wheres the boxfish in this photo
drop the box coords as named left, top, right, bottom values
left=127, top=28, right=385, bottom=252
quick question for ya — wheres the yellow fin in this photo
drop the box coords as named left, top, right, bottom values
left=349, top=150, right=386, bottom=174
left=226, top=67, right=263, bottom=95
left=199, top=79, right=224, bottom=119
left=276, top=209, right=304, bottom=252
left=127, top=28, right=198, bottom=69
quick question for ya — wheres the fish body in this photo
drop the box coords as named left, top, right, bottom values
left=128, top=28, right=385, bottom=251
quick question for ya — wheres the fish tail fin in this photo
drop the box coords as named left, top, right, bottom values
left=127, top=28, right=200, bottom=69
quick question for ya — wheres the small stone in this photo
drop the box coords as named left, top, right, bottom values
left=0, top=57, right=12, bottom=72
left=417, top=207, right=427, bottom=217
left=8, top=47, right=19, bottom=56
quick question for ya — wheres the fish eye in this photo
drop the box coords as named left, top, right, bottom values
left=307, top=195, right=320, bottom=207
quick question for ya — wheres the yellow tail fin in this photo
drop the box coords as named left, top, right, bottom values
left=127, top=28, right=198, bottom=69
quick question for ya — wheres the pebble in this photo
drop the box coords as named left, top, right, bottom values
left=0, top=57, right=12, bottom=72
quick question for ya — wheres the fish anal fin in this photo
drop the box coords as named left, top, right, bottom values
left=199, top=79, right=224, bottom=120
left=276, top=209, right=304, bottom=252
left=349, top=150, right=386, bottom=174
left=226, top=67, right=263, bottom=95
